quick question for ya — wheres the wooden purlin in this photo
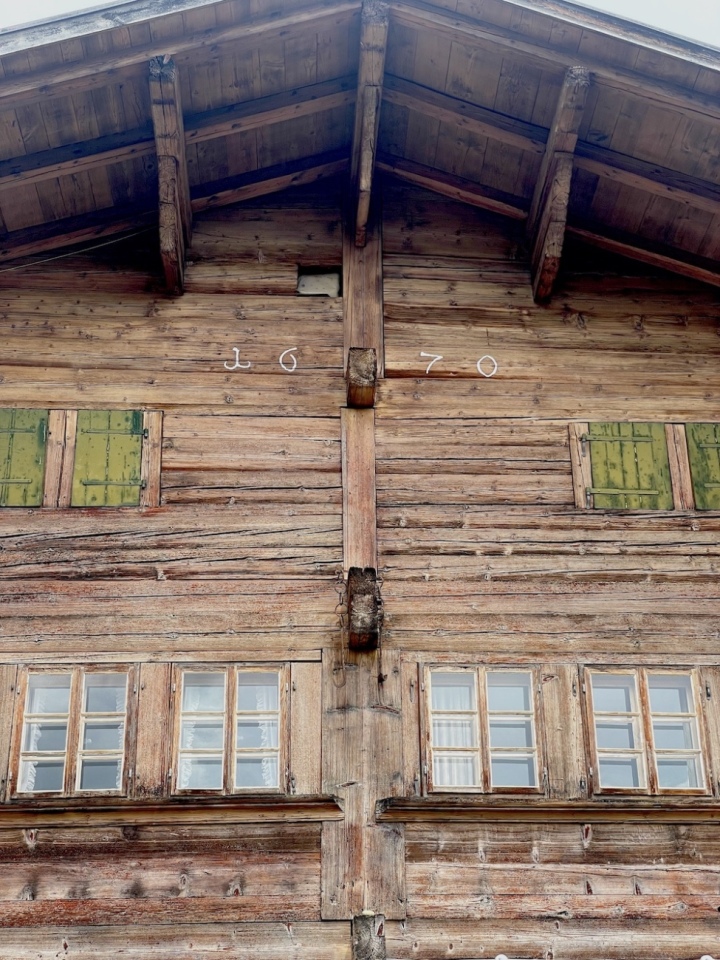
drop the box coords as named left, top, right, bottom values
left=528, top=66, right=590, bottom=303
left=352, top=0, right=390, bottom=246
left=149, top=56, right=191, bottom=295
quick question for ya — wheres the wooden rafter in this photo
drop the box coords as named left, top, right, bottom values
left=0, top=1, right=359, bottom=112
left=376, top=154, right=527, bottom=221
left=388, top=0, right=720, bottom=124
left=528, top=66, right=590, bottom=303
left=351, top=0, right=389, bottom=246
left=191, top=151, right=349, bottom=214
left=149, top=56, right=191, bottom=295
left=0, top=76, right=355, bottom=193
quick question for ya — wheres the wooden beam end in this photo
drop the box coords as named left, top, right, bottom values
left=352, top=913, right=387, bottom=960
left=347, top=347, right=378, bottom=407
left=347, top=567, right=382, bottom=652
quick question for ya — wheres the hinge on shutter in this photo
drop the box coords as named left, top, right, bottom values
left=81, top=479, right=146, bottom=488
left=581, top=434, right=655, bottom=443
left=587, top=487, right=659, bottom=496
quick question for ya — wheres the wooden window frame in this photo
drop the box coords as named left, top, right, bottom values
left=9, top=665, right=138, bottom=799
left=170, top=663, right=290, bottom=796
left=422, top=665, right=543, bottom=796
left=583, top=667, right=710, bottom=797
left=0, top=408, right=161, bottom=508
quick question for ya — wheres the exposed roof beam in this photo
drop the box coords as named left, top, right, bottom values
left=0, top=1, right=360, bottom=112
left=351, top=0, right=389, bottom=246
left=574, top=145, right=720, bottom=217
left=567, top=223, right=720, bottom=291
left=0, top=77, right=355, bottom=192
left=0, top=153, right=349, bottom=264
left=376, top=154, right=527, bottom=220
left=0, top=208, right=157, bottom=264
left=382, top=77, right=720, bottom=220
left=388, top=0, right=720, bottom=124
left=149, top=56, right=191, bottom=295
left=383, top=74, right=545, bottom=155
left=190, top=150, right=350, bottom=214
left=528, top=66, right=590, bottom=302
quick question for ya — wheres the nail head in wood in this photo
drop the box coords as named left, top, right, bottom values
left=347, top=347, right=378, bottom=408
left=347, top=567, right=381, bottom=651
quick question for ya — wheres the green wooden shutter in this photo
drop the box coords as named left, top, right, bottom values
left=586, top=422, right=673, bottom=510
left=71, top=410, right=144, bottom=507
left=686, top=423, right=720, bottom=510
left=0, top=408, right=47, bottom=507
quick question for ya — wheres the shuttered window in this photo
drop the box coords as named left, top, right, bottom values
left=71, top=410, right=145, bottom=507
left=585, top=422, right=673, bottom=509
left=686, top=423, right=720, bottom=510
left=0, top=408, right=47, bottom=506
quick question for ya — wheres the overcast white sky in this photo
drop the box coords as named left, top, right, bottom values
left=0, top=0, right=718, bottom=47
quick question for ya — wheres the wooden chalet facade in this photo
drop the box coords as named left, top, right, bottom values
left=2, top=0, right=720, bottom=956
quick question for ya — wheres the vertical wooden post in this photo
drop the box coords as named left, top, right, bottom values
left=344, top=202, right=384, bottom=376
left=149, top=56, right=192, bottom=294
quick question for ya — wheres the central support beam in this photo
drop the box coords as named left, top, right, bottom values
left=528, top=66, right=590, bottom=303
left=351, top=0, right=389, bottom=246
left=149, top=55, right=192, bottom=295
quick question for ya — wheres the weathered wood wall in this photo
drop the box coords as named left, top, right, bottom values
left=1, top=178, right=720, bottom=956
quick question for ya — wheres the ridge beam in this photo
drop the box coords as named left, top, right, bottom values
left=149, top=55, right=192, bottom=295
left=352, top=0, right=389, bottom=247
left=529, top=65, right=590, bottom=303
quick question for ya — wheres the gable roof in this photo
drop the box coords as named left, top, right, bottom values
left=1, top=0, right=719, bottom=299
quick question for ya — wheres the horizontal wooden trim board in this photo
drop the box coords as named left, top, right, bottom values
left=0, top=796, right=342, bottom=829
left=378, top=798, right=720, bottom=822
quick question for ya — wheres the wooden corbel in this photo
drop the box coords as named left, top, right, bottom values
left=149, top=55, right=192, bottom=294
left=347, top=567, right=382, bottom=651
left=347, top=347, right=378, bottom=408
left=528, top=65, right=590, bottom=303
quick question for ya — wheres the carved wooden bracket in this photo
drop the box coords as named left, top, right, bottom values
left=347, top=567, right=382, bottom=651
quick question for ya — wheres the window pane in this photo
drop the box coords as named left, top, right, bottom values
left=237, top=672, right=279, bottom=712
left=591, top=674, right=637, bottom=713
left=595, top=721, right=636, bottom=750
left=79, top=758, right=122, bottom=791
left=653, top=720, right=696, bottom=751
left=491, top=756, right=535, bottom=787
left=84, top=674, right=127, bottom=713
left=23, top=721, right=67, bottom=753
left=488, top=719, right=533, bottom=749
left=433, top=752, right=479, bottom=787
left=19, top=759, right=65, bottom=792
left=486, top=672, right=531, bottom=712
left=598, top=756, right=642, bottom=788
left=235, top=755, right=279, bottom=789
left=432, top=717, right=476, bottom=748
left=27, top=675, right=71, bottom=714
left=179, top=756, right=223, bottom=790
left=182, top=673, right=225, bottom=712
left=181, top=720, right=224, bottom=750
left=237, top=718, right=279, bottom=749
left=657, top=757, right=699, bottom=789
left=430, top=673, right=475, bottom=711
left=82, top=721, right=124, bottom=751
left=648, top=675, right=693, bottom=714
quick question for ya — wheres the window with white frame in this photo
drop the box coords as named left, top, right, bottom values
left=14, top=668, right=133, bottom=795
left=174, top=665, right=287, bottom=794
left=587, top=669, right=707, bottom=793
left=426, top=668, right=540, bottom=792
